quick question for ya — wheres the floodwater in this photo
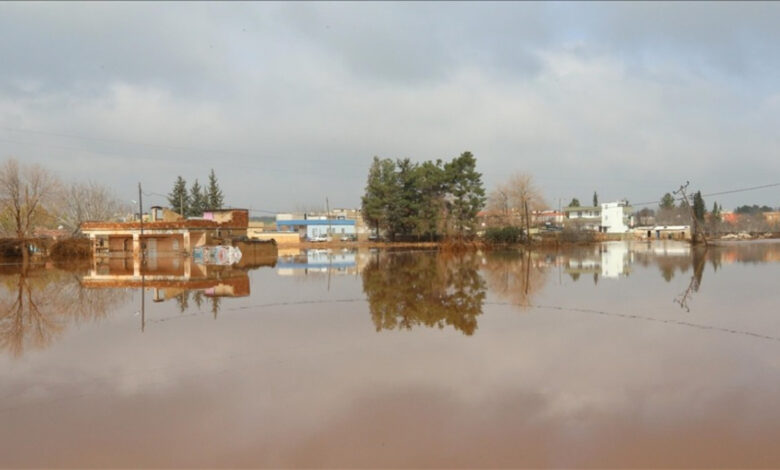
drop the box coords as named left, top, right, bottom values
left=2, top=241, right=780, bottom=468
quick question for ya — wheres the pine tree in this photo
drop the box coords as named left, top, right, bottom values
left=167, top=176, right=189, bottom=216
left=593, top=191, right=599, bottom=207
left=189, top=179, right=206, bottom=217
left=206, top=169, right=224, bottom=209
left=568, top=198, right=581, bottom=207
left=443, top=151, right=486, bottom=239
left=692, top=191, right=706, bottom=223
left=361, top=157, right=397, bottom=235
left=711, top=201, right=721, bottom=222
left=659, top=193, right=675, bottom=210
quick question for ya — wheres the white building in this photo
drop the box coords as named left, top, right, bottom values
left=600, top=201, right=633, bottom=233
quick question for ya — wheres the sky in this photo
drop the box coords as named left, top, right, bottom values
left=1, top=1, right=779, bottom=213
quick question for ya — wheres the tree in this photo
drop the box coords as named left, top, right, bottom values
left=188, top=179, right=206, bottom=217
left=659, top=193, right=676, bottom=210
left=414, top=160, right=446, bottom=240
left=487, top=172, right=546, bottom=228
left=693, top=191, right=706, bottom=223
left=386, top=158, right=421, bottom=240
left=361, top=157, right=397, bottom=235
left=0, top=158, right=59, bottom=241
left=206, top=169, right=224, bottom=209
left=567, top=198, right=581, bottom=208
left=58, top=181, right=127, bottom=235
left=711, top=202, right=721, bottom=222
left=167, top=176, right=189, bottom=216
left=593, top=191, right=599, bottom=207
left=443, top=151, right=486, bottom=239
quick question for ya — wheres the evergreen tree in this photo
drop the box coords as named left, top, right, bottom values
left=693, top=191, right=706, bottom=223
left=414, top=160, right=446, bottom=240
left=167, top=176, right=189, bottom=216
left=711, top=201, right=721, bottom=222
left=189, top=179, right=206, bottom=217
left=593, top=191, right=599, bottom=206
left=567, top=198, right=581, bottom=207
left=206, top=169, right=224, bottom=209
left=361, top=157, right=398, bottom=235
left=443, top=151, right=486, bottom=239
left=659, top=193, right=675, bottom=210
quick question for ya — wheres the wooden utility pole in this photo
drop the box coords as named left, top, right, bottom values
left=524, top=199, right=531, bottom=245
left=674, top=181, right=708, bottom=246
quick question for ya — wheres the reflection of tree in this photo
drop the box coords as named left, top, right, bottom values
left=482, top=250, right=548, bottom=308
left=0, top=263, right=130, bottom=357
left=362, top=251, right=486, bottom=335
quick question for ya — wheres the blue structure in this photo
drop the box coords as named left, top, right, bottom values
left=276, top=219, right=356, bottom=240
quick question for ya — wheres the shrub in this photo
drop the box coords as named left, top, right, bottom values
left=484, top=226, right=524, bottom=244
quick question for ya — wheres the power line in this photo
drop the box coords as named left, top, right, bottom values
left=631, top=182, right=780, bottom=208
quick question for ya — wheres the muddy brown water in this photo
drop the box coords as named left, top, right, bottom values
left=1, top=240, right=779, bottom=467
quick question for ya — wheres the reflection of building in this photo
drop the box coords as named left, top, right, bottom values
left=82, top=256, right=251, bottom=300
left=81, top=208, right=249, bottom=257
left=276, top=249, right=357, bottom=276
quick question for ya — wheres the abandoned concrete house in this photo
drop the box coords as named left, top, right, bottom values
left=80, top=207, right=249, bottom=256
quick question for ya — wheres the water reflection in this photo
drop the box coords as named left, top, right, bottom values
left=0, top=262, right=130, bottom=357
left=4, top=241, right=780, bottom=357
left=276, top=248, right=359, bottom=277
left=482, top=250, right=548, bottom=308
left=362, top=251, right=486, bottom=335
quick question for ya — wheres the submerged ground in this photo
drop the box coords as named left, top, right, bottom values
left=1, top=240, right=779, bottom=467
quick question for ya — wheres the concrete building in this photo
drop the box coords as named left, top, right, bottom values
left=276, top=217, right=356, bottom=240
left=81, top=208, right=249, bottom=257
left=563, top=205, right=601, bottom=231
left=600, top=201, right=633, bottom=233
left=564, top=201, right=633, bottom=233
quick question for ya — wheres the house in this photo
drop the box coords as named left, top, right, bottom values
left=599, top=201, right=633, bottom=233
left=80, top=208, right=249, bottom=257
left=563, top=205, right=601, bottom=231
left=275, top=213, right=357, bottom=240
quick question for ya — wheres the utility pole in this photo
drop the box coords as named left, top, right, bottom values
left=138, top=182, right=144, bottom=239
left=326, top=196, right=331, bottom=239
left=674, top=181, right=707, bottom=246
left=524, top=199, right=531, bottom=245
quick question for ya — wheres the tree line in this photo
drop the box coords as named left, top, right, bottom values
left=166, top=169, right=224, bottom=217
left=361, top=151, right=486, bottom=241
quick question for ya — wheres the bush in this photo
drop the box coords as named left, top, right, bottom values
left=50, top=238, right=92, bottom=259
left=560, top=226, right=595, bottom=243
left=0, top=238, right=24, bottom=258
left=484, top=226, right=524, bottom=244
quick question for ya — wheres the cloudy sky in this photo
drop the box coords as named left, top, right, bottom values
left=1, top=2, right=779, bottom=212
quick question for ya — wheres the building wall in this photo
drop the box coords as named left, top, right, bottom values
left=601, top=203, right=628, bottom=233
left=248, top=230, right=300, bottom=244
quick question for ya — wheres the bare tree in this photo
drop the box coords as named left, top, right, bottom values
left=56, top=180, right=128, bottom=235
left=487, top=172, right=547, bottom=227
left=0, top=158, right=60, bottom=239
